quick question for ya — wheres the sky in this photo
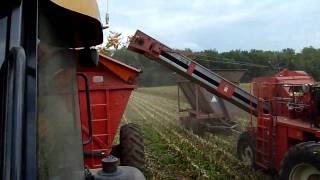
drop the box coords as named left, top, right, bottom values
left=97, top=0, right=320, bottom=52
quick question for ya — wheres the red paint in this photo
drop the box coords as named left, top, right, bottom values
left=275, top=124, right=288, bottom=170
left=187, top=63, right=196, bottom=75
left=128, top=30, right=168, bottom=59
left=217, top=80, right=236, bottom=98
left=251, top=69, right=320, bottom=171
left=255, top=114, right=273, bottom=168
left=78, top=55, right=139, bottom=169
left=252, top=69, right=315, bottom=119
left=288, top=128, right=304, bottom=141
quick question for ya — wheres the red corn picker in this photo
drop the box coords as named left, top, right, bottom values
left=128, top=30, right=320, bottom=179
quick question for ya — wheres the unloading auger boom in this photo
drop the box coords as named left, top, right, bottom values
left=128, top=30, right=269, bottom=116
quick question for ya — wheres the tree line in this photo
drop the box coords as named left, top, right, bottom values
left=101, top=45, right=320, bottom=87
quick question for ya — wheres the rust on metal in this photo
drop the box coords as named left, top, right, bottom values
left=128, top=30, right=169, bottom=59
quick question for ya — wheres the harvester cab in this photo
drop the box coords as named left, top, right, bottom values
left=0, top=1, right=144, bottom=180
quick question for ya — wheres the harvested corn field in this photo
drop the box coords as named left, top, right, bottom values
left=119, top=86, right=270, bottom=180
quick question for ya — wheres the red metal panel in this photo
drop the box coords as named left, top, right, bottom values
left=274, top=118, right=319, bottom=170
left=217, top=80, right=236, bottom=98
left=79, top=82, right=134, bottom=168
left=78, top=55, right=139, bottom=169
left=275, top=124, right=288, bottom=170
left=255, top=114, right=273, bottom=169
left=99, top=54, right=141, bottom=83
left=91, top=105, right=107, bottom=120
left=288, top=128, right=304, bottom=141
left=187, top=63, right=196, bottom=75
left=128, top=30, right=168, bottom=59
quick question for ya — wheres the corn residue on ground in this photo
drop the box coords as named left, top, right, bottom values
left=118, top=86, right=269, bottom=180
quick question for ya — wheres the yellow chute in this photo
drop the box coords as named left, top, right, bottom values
left=50, top=0, right=101, bottom=21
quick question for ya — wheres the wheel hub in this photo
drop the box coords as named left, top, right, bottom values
left=289, top=163, right=320, bottom=180
left=241, top=146, right=254, bottom=165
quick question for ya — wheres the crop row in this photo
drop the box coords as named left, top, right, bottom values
left=120, top=91, right=265, bottom=179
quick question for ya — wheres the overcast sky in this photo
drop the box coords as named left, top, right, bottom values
left=97, top=0, right=320, bottom=52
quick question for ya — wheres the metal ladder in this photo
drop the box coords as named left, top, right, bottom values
left=255, top=113, right=273, bottom=168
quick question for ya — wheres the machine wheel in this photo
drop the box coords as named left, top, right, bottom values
left=189, top=117, right=205, bottom=136
left=180, top=117, right=191, bottom=130
left=237, top=131, right=256, bottom=167
left=279, top=142, right=320, bottom=180
left=119, top=123, right=145, bottom=173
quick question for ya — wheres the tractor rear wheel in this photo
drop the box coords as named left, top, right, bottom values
left=119, top=123, right=145, bottom=173
left=237, top=131, right=256, bottom=167
left=279, top=142, right=320, bottom=180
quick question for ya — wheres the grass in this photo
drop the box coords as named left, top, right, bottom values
left=239, top=83, right=251, bottom=92
left=118, top=84, right=270, bottom=179
left=138, top=86, right=179, bottom=100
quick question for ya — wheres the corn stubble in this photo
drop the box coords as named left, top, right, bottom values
left=120, top=86, right=268, bottom=180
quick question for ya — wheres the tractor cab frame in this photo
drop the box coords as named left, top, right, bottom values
left=0, top=1, right=38, bottom=179
left=0, top=1, right=103, bottom=180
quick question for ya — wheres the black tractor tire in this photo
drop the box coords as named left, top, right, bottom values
left=119, top=123, right=145, bottom=173
left=110, top=144, right=120, bottom=158
left=279, top=141, right=320, bottom=180
left=237, top=131, right=256, bottom=168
